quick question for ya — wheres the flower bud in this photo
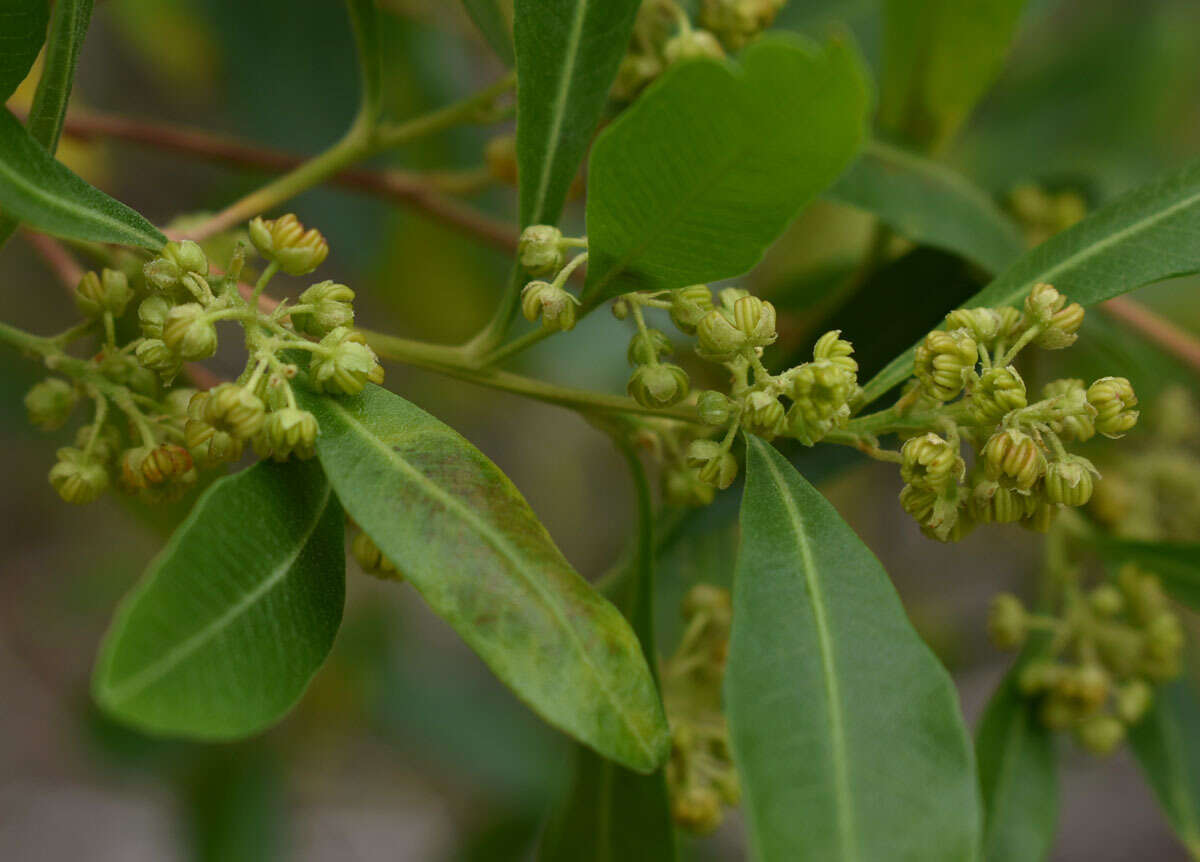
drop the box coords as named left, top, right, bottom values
left=967, top=365, right=1027, bottom=424
left=685, top=440, right=723, bottom=468
left=1020, top=499, right=1059, bottom=533
left=138, top=295, right=172, bottom=339
left=144, top=240, right=208, bottom=293
left=628, top=363, right=690, bottom=408
left=49, top=447, right=109, bottom=504
left=264, top=408, right=319, bottom=460
left=698, top=452, right=738, bottom=489
left=669, top=285, right=714, bottom=334
left=162, top=303, right=218, bottom=361
left=1076, top=714, right=1125, bottom=756
left=696, top=390, right=735, bottom=426
left=137, top=443, right=195, bottom=486
left=982, top=429, right=1046, bottom=490
left=1042, top=378, right=1096, bottom=442
left=1044, top=456, right=1098, bottom=506
left=1087, top=377, right=1138, bottom=437
left=185, top=416, right=244, bottom=467
left=483, top=134, right=518, bottom=185
left=914, top=329, right=977, bottom=401
left=517, top=225, right=565, bottom=276
left=786, top=361, right=854, bottom=443
left=731, top=296, right=777, bottom=347
left=1069, top=663, right=1111, bottom=712
left=612, top=52, right=662, bottom=102
left=900, top=433, right=964, bottom=489
left=698, top=0, right=784, bottom=49
left=682, top=583, right=733, bottom=627
left=627, top=328, right=673, bottom=366
left=1089, top=584, right=1124, bottom=617
left=695, top=309, right=745, bottom=358
left=521, top=280, right=578, bottom=332
left=204, top=383, right=266, bottom=440
left=136, top=338, right=180, bottom=375
left=352, top=530, right=403, bottom=580
left=249, top=214, right=329, bottom=275
left=663, top=467, right=716, bottom=507
left=1024, top=283, right=1083, bottom=348
left=292, top=280, right=355, bottom=337
left=1146, top=612, right=1184, bottom=662
left=75, top=269, right=133, bottom=318
left=986, top=593, right=1027, bottom=650
left=671, top=784, right=723, bottom=834
left=742, top=391, right=785, bottom=439
left=945, top=308, right=1003, bottom=344
left=1115, top=680, right=1153, bottom=725
left=970, top=481, right=1026, bottom=524
left=812, top=330, right=857, bottom=375
left=899, top=484, right=937, bottom=523
left=309, top=327, right=385, bottom=395
left=1019, top=660, right=1064, bottom=695
left=664, top=29, right=725, bottom=65
left=25, top=378, right=77, bottom=430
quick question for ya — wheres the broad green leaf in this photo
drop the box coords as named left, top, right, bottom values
left=93, top=460, right=345, bottom=738
left=726, top=437, right=980, bottom=861
left=879, top=0, right=1027, bottom=151
left=0, top=0, right=49, bottom=100
left=538, top=445, right=675, bottom=862
left=976, top=668, right=1058, bottom=861
left=828, top=140, right=1026, bottom=275
left=0, top=108, right=165, bottom=249
left=297, top=384, right=671, bottom=773
left=1129, top=679, right=1200, bottom=860
left=462, top=0, right=515, bottom=66
left=514, top=0, right=639, bottom=227
left=859, top=158, right=1200, bottom=406
left=1097, top=540, right=1200, bottom=612
left=583, top=35, right=869, bottom=303
left=344, top=0, right=382, bottom=127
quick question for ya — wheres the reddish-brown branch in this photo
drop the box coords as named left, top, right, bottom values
left=1101, top=296, right=1200, bottom=376
left=22, top=230, right=85, bottom=287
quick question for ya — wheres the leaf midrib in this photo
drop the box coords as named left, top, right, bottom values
left=754, top=441, right=858, bottom=860
left=323, top=398, right=660, bottom=765
left=102, top=482, right=334, bottom=703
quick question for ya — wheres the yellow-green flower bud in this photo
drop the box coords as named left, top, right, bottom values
left=695, top=309, right=745, bottom=358
left=49, top=447, right=109, bottom=504
left=135, top=338, right=179, bottom=375
left=914, top=329, right=977, bottom=401
left=138, top=295, right=172, bottom=339
left=264, top=408, right=319, bottom=460
left=732, top=295, right=777, bottom=347
left=144, top=240, right=208, bottom=293
left=517, top=225, right=565, bottom=276
left=75, top=268, right=133, bottom=318
left=612, top=51, right=662, bottom=102
left=1024, top=283, right=1084, bottom=348
left=970, top=481, right=1026, bottom=524
left=162, top=302, right=218, bottom=361
left=204, top=382, right=266, bottom=440
left=682, top=583, right=733, bottom=627
left=698, top=0, right=784, bottom=49
left=786, top=361, right=854, bottom=444
left=899, top=483, right=937, bottom=523
left=663, top=28, right=725, bottom=65
left=1089, top=584, right=1124, bottom=617
left=292, top=280, right=355, bottom=337
left=717, top=287, right=749, bottom=310
left=1042, top=379, right=1096, bottom=441
left=986, top=593, right=1028, bottom=650
left=1020, top=499, right=1059, bottom=533
left=185, top=416, right=243, bottom=467
left=1115, top=680, right=1153, bottom=725
left=352, top=530, right=403, bottom=580
left=1146, top=612, right=1184, bottom=662
left=968, top=365, right=1027, bottom=424
left=812, top=330, right=857, bottom=375
left=900, top=432, right=964, bottom=490
left=685, top=439, right=723, bottom=467
left=1068, top=663, right=1111, bottom=713
left=1045, top=456, right=1098, bottom=506
left=25, top=378, right=77, bottom=430
left=484, top=133, right=518, bottom=185
left=121, top=444, right=196, bottom=501
left=742, top=391, right=785, bottom=439
left=663, top=467, right=716, bottom=507
left=669, top=285, right=714, bottom=334
left=249, top=214, right=329, bottom=275
left=696, top=390, right=735, bottom=426
left=982, top=429, right=1046, bottom=490
left=1117, top=565, right=1167, bottom=626
left=994, top=306, right=1025, bottom=341
left=308, top=327, right=385, bottom=395
left=1019, top=660, right=1065, bottom=695
left=520, top=280, right=578, bottom=332
left=627, top=328, right=673, bottom=366
left=1087, top=377, right=1138, bottom=437
left=671, top=784, right=723, bottom=834
left=945, top=308, right=1003, bottom=344
left=628, top=363, right=690, bottom=408
left=1076, top=714, right=1124, bottom=756
left=698, top=452, right=738, bottom=489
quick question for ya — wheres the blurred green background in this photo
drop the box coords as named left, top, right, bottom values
left=2, top=0, right=1199, bottom=859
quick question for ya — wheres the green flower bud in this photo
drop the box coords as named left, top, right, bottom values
left=1039, top=692, right=1079, bottom=730
left=1117, top=564, right=1167, bottom=626
left=24, top=378, right=77, bottom=430
left=696, top=390, right=735, bottom=426
left=1087, top=377, right=1139, bottom=437
left=140, top=443, right=195, bottom=486
left=144, top=240, right=208, bottom=293
left=162, top=302, right=218, bottom=361
left=138, top=295, right=173, bottom=339
left=483, top=133, right=518, bottom=185
left=1089, top=584, right=1124, bottom=617
left=812, top=330, right=858, bottom=375
left=352, top=530, right=404, bottom=580
left=717, top=287, right=749, bottom=311
left=1115, top=680, right=1153, bottom=725
left=698, top=452, right=738, bottom=489
left=185, top=416, right=244, bottom=467
left=967, top=365, right=1027, bottom=424
left=75, top=268, right=133, bottom=318
left=900, top=432, right=964, bottom=490
left=1024, top=283, right=1083, bottom=348
left=914, top=329, right=977, bottom=401
left=135, top=338, right=180, bottom=375
left=627, top=328, right=673, bottom=366
left=521, top=280, right=578, bottom=332
left=264, top=407, right=319, bottom=460
left=669, top=285, right=714, bottom=334
left=682, top=583, right=732, bottom=627
left=75, top=423, right=122, bottom=463
left=1076, top=714, right=1125, bottom=756
left=742, top=391, right=785, bottom=439
left=695, top=309, right=745, bottom=358
left=785, top=361, right=854, bottom=444
left=309, top=327, right=385, bottom=395
left=671, top=784, right=723, bottom=834
left=698, top=0, right=784, bottom=50
left=1044, top=455, right=1098, bottom=506
left=1020, top=499, right=1059, bottom=533
left=1042, top=378, right=1096, bottom=442
left=986, top=593, right=1028, bottom=650
left=292, top=280, right=355, bottom=337
left=982, top=429, right=1046, bottom=490
left=970, top=481, right=1026, bottom=524
left=517, top=225, right=565, bottom=276
left=945, top=308, right=1003, bottom=344
left=663, top=467, right=716, bottom=507
left=204, top=383, right=266, bottom=440
left=249, top=214, right=329, bottom=275
left=49, top=447, right=109, bottom=504
left=1146, top=612, right=1184, bottom=662
left=922, top=507, right=976, bottom=544
left=731, top=295, right=777, bottom=347
left=1018, top=660, right=1065, bottom=695
left=1067, top=663, right=1111, bottom=713
left=899, top=483, right=938, bottom=523
left=628, top=363, right=690, bottom=408
left=612, top=52, right=662, bottom=102
left=994, top=306, right=1025, bottom=342
left=121, top=444, right=197, bottom=501
left=685, top=439, right=723, bottom=467
left=663, top=29, right=725, bottom=65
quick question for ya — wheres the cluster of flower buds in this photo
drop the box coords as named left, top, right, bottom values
left=612, top=0, right=726, bottom=102
left=698, top=0, right=788, bottom=50
left=663, top=585, right=740, bottom=833
left=988, top=564, right=1183, bottom=755
left=517, top=225, right=587, bottom=333
left=1006, top=182, right=1088, bottom=248
left=897, top=284, right=1138, bottom=541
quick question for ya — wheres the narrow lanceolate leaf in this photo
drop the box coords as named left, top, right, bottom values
left=298, top=385, right=671, bottom=773
left=1097, top=540, right=1200, bottom=612
left=1129, top=679, right=1200, bottom=860
left=860, top=158, right=1200, bottom=405
left=94, top=460, right=344, bottom=738
left=828, top=140, right=1025, bottom=275
left=25, top=0, right=93, bottom=151
left=514, top=0, right=640, bottom=227
left=0, top=0, right=49, bottom=100
left=0, top=108, right=165, bottom=249
left=976, top=668, right=1058, bottom=862
left=539, top=446, right=675, bottom=862
left=462, top=0, right=515, bottom=66
left=727, top=437, right=980, bottom=861
left=583, top=35, right=869, bottom=303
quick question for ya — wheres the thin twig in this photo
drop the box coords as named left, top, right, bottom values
left=22, top=230, right=85, bottom=287
left=1100, top=295, right=1200, bottom=377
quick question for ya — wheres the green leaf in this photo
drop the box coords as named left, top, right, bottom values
left=1096, top=540, right=1200, bottom=612
left=1129, top=679, right=1200, bottom=860
left=297, top=384, right=671, bottom=773
left=828, top=140, right=1026, bottom=275
left=0, top=0, right=49, bottom=100
left=583, top=35, right=869, bottom=303
left=344, top=0, right=382, bottom=127
left=879, top=0, right=1027, bottom=150
left=976, top=667, right=1058, bottom=861
left=859, top=158, right=1200, bottom=406
left=0, top=108, right=165, bottom=249
left=514, top=0, right=640, bottom=227
left=93, top=460, right=345, bottom=738
left=462, top=0, right=514, bottom=66
left=726, top=436, right=980, bottom=861
left=538, top=445, right=675, bottom=862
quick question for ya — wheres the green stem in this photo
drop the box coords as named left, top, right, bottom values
left=253, top=261, right=280, bottom=303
